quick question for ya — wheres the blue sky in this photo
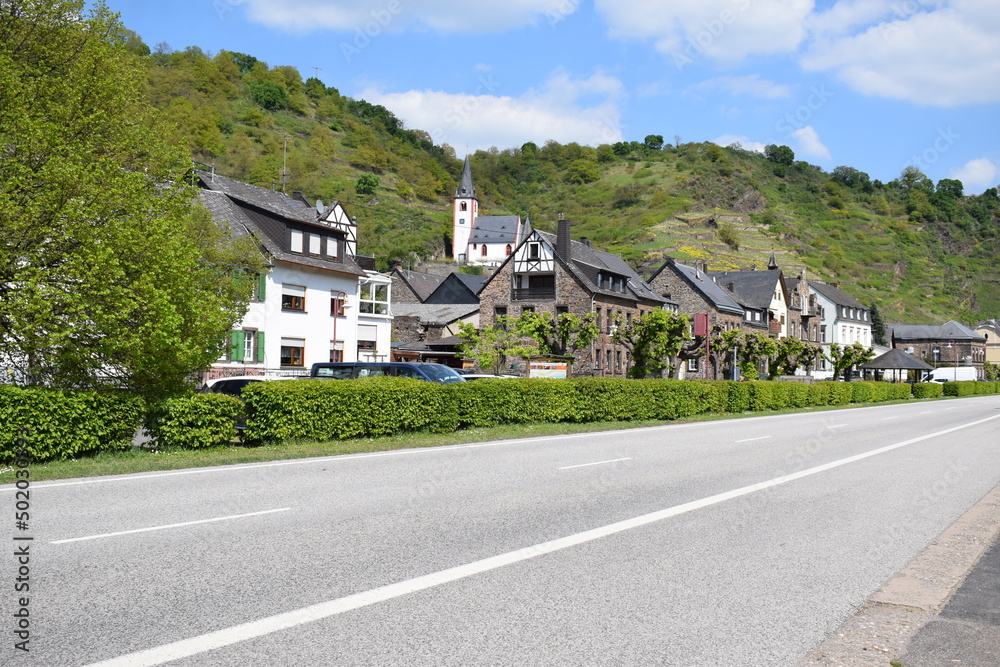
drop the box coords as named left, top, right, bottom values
left=106, top=0, right=999, bottom=193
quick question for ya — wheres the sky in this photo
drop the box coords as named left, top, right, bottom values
left=104, top=0, right=1000, bottom=193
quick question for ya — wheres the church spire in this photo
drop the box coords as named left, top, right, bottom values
left=455, top=155, right=476, bottom=199
left=767, top=251, right=779, bottom=270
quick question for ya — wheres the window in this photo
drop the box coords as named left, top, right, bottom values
left=687, top=357, right=699, bottom=372
left=556, top=306, right=569, bottom=316
left=330, top=341, right=344, bottom=362
left=224, top=329, right=262, bottom=362
left=308, top=233, right=321, bottom=256
left=528, top=243, right=540, bottom=259
left=244, top=330, right=259, bottom=363
left=282, top=284, right=306, bottom=311
left=460, top=202, right=468, bottom=211
left=326, top=237, right=340, bottom=259
left=280, top=337, right=304, bottom=367
left=290, top=229, right=303, bottom=253
left=481, top=244, right=488, bottom=257
left=360, top=282, right=389, bottom=315
left=522, top=306, right=534, bottom=315
left=494, top=306, right=507, bottom=323
left=505, top=244, right=512, bottom=256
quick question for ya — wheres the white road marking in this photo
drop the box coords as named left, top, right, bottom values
left=735, top=436, right=772, bottom=443
left=51, top=508, right=291, bottom=545
left=826, top=424, right=849, bottom=428
left=558, top=457, right=631, bottom=470
left=81, top=413, right=1000, bottom=667
left=883, top=417, right=898, bottom=420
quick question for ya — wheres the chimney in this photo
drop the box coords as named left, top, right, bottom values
left=581, top=237, right=592, bottom=248
left=556, top=214, right=572, bottom=263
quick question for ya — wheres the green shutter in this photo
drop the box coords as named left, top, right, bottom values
left=258, top=274, right=267, bottom=301
left=256, top=331, right=266, bottom=362
left=230, top=330, right=245, bottom=361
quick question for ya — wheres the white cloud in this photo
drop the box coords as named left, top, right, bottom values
left=802, top=0, right=1000, bottom=105
left=951, top=158, right=998, bottom=193
left=791, top=126, right=831, bottom=160
left=240, top=0, right=578, bottom=34
left=688, top=74, right=792, bottom=99
left=356, top=71, right=624, bottom=155
left=713, top=134, right=767, bottom=153
left=594, top=0, right=813, bottom=65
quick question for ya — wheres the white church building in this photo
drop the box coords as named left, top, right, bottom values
left=452, top=157, right=527, bottom=267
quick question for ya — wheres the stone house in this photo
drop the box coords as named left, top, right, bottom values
left=478, top=218, right=669, bottom=376
left=890, top=321, right=987, bottom=378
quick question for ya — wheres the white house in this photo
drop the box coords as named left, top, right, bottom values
left=452, top=157, right=525, bottom=266
left=197, top=171, right=393, bottom=380
left=809, top=281, right=873, bottom=378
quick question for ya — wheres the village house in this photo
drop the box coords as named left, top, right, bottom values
left=478, top=217, right=669, bottom=377
left=808, top=281, right=873, bottom=379
left=890, top=321, right=988, bottom=378
left=451, top=157, right=525, bottom=266
left=196, top=171, right=393, bottom=380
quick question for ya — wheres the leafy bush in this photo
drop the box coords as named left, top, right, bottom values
left=942, top=381, right=977, bottom=397
left=459, top=379, right=577, bottom=427
left=148, top=393, right=243, bottom=448
left=0, top=386, right=144, bottom=463
left=911, top=382, right=943, bottom=398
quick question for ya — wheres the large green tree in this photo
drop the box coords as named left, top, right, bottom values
left=611, top=310, right=691, bottom=379
left=0, top=0, right=264, bottom=400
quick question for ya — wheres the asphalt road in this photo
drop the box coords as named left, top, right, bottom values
left=3, top=396, right=1000, bottom=666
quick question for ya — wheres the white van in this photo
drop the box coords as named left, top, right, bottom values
left=926, top=367, right=979, bottom=382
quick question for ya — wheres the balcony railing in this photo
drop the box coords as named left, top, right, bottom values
left=512, top=288, right=556, bottom=301
left=768, top=320, right=782, bottom=333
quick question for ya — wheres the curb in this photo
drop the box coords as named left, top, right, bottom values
left=797, top=481, right=1000, bottom=665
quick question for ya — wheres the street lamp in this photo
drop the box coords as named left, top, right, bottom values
left=332, top=290, right=347, bottom=362
left=947, top=338, right=957, bottom=380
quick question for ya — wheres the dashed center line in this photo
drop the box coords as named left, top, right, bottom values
left=558, top=458, right=631, bottom=470
left=735, top=436, right=772, bottom=443
left=51, top=508, right=291, bottom=544
left=883, top=416, right=899, bottom=420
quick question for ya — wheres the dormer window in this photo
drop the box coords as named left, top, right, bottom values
left=290, top=229, right=303, bottom=254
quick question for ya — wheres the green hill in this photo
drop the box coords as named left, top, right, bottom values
left=139, top=40, right=1000, bottom=324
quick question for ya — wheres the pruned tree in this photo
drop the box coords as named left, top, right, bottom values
left=515, top=311, right=599, bottom=358
left=828, top=342, right=876, bottom=381
left=457, top=317, right=535, bottom=376
left=611, top=310, right=691, bottom=379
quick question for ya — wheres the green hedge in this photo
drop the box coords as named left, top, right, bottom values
left=911, top=382, right=943, bottom=398
left=941, top=380, right=996, bottom=397
left=0, top=386, right=145, bottom=463
left=148, top=393, right=244, bottom=448
left=242, top=378, right=459, bottom=442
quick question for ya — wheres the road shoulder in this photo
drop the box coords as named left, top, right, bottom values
left=797, top=481, right=1000, bottom=665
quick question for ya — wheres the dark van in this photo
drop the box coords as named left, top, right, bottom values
left=309, top=362, right=466, bottom=384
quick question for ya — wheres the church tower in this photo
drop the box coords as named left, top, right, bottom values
left=452, top=156, right=478, bottom=260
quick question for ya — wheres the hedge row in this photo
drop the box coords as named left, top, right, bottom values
left=239, top=378, right=922, bottom=444
left=0, top=386, right=145, bottom=463
left=4, top=379, right=997, bottom=458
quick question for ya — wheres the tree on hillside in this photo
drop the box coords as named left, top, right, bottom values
left=0, top=0, right=265, bottom=400
left=764, top=144, right=795, bottom=166
left=869, top=302, right=887, bottom=346
left=643, top=135, right=664, bottom=151
left=355, top=173, right=380, bottom=195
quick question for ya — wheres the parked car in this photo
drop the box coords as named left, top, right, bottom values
left=200, top=375, right=274, bottom=398
left=308, top=362, right=466, bottom=384
left=925, top=367, right=978, bottom=383
left=459, top=373, right=518, bottom=380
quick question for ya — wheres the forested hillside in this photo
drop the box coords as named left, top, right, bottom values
left=136, top=37, right=1000, bottom=324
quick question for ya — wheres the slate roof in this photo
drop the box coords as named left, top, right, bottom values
left=455, top=156, right=476, bottom=199
left=707, top=269, right=782, bottom=310
left=533, top=230, right=667, bottom=305
left=393, top=269, right=446, bottom=302
left=860, top=348, right=934, bottom=370
left=392, top=303, right=479, bottom=326
left=424, top=272, right=486, bottom=305
left=197, top=171, right=316, bottom=222
left=196, top=174, right=366, bottom=277
left=650, top=260, right=744, bottom=314
left=469, top=215, right=520, bottom=244
left=890, top=321, right=986, bottom=341
left=810, top=281, right=866, bottom=310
